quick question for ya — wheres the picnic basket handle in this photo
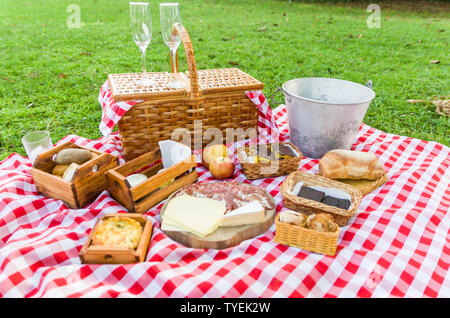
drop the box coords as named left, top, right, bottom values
left=179, top=25, right=201, bottom=97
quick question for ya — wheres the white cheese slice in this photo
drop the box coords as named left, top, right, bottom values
left=162, top=194, right=226, bottom=237
left=220, top=202, right=265, bottom=227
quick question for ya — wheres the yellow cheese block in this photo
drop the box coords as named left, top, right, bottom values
left=220, top=202, right=265, bottom=227
left=162, top=194, right=226, bottom=237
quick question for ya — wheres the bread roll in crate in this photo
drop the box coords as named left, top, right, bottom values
left=31, top=142, right=119, bottom=209
left=280, top=171, right=363, bottom=226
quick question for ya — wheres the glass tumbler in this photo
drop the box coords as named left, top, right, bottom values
left=22, top=131, right=53, bottom=164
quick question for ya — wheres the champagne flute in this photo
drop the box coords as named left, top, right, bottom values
left=130, top=2, right=155, bottom=86
left=160, top=3, right=185, bottom=89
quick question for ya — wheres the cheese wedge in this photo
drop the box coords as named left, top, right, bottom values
left=162, top=194, right=226, bottom=237
left=220, top=202, right=265, bottom=227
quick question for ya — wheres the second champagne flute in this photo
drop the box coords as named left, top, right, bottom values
left=160, top=3, right=185, bottom=89
left=130, top=2, right=155, bottom=86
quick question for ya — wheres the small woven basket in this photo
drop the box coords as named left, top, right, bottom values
left=274, top=213, right=340, bottom=256
left=236, top=142, right=303, bottom=179
left=280, top=171, right=363, bottom=226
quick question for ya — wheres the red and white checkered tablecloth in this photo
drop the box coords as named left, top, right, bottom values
left=1, top=93, right=449, bottom=297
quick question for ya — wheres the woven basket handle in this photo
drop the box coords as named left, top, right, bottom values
left=179, top=25, right=200, bottom=96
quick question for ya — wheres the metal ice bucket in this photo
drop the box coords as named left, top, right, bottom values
left=273, top=77, right=375, bottom=159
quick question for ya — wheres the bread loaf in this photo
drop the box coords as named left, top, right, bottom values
left=307, top=213, right=338, bottom=232
left=279, top=210, right=306, bottom=227
left=318, top=149, right=386, bottom=180
left=52, top=164, right=70, bottom=177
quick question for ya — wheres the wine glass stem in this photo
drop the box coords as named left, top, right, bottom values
left=140, top=47, right=147, bottom=74
left=170, top=47, right=178, bottom=80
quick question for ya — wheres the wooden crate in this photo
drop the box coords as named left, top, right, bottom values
left=79, top=213, right=153, bottom=264
left=105, top=149, right=198, bottom=214
left=31, top=142, right=118, bottom=209
left=108, top=25, right=264, bottom=161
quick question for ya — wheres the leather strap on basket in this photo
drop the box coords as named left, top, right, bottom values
left=180, top=25, right=201, bottom=97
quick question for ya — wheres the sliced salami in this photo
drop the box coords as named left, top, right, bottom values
left=175, top=181, right=275, bottom=211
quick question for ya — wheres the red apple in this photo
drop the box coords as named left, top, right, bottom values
left=209, top=157, right=235, bottom=180
left=202, top=144, right=228, bottom=170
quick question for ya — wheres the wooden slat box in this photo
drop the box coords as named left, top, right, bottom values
left=79, top=213, right=153, bottom=264
left=105, top=148, right=198, bottom=214
left=31, top=142, right=118, bottom=209
left=109, top=25, right=264, bottom=161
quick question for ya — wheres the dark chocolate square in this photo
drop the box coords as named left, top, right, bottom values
left=322, top=195, right=351, bottom=210
left=297, top=186, right=325, bottom=202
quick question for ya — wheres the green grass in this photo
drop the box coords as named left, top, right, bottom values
left=0, top=0, right=448, bottom=160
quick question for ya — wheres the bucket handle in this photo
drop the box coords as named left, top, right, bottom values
left=270, top=86, right=291, bottom=106
left=365, top=80, right=373, bottom=89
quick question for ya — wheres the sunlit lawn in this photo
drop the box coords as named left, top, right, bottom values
left=0, top=0, right=448, bottom=159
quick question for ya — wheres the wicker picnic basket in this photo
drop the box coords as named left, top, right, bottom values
left=274, top=213, right=340, bottom=256
left=236, top=142, right=303, bottom=179
left=280, top=171, right=363, bottom=226
left=108, top=25, right=264, bottom=161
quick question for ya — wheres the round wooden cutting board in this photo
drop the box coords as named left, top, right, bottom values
left=160, top=187, right=276, bottom=250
